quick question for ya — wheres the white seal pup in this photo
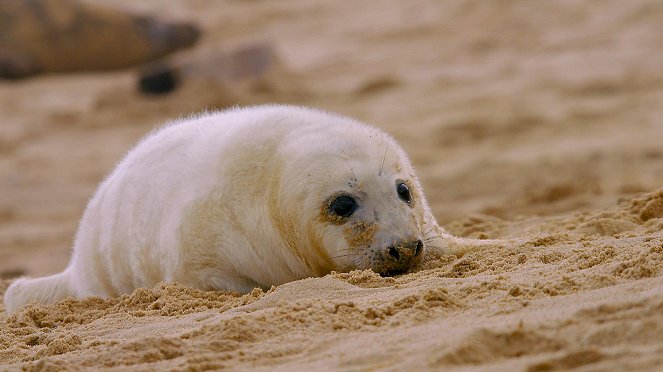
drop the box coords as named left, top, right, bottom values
left=4, top=105, right=457, bottom=313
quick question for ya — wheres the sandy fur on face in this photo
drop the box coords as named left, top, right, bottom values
left=2, top=0, right=663, bottom=370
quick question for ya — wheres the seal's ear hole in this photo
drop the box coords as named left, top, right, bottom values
left=396, top=182, right=412, bottom=204
left=330, top=195, right=358, bottom=219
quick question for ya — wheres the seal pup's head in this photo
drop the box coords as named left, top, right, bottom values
left=272, top=108, right=439, bottom=276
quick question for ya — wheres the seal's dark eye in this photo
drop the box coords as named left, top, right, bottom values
left=330, top=195, right=358, bottom=218
left=397, top=182, right=411, bottom=203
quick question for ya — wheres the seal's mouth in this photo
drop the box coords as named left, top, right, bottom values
left=374, top=239, right=424, bottom=277
left=379, top=267, right=411, bottom=277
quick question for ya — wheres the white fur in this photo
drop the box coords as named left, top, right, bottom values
left=4, top=105, right=449, bottom=313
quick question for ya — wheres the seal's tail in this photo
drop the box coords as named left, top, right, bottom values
left=4, top=271, right=74, bottom=314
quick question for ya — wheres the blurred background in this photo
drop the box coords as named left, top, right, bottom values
left=1, top=0, right=662, bottom=278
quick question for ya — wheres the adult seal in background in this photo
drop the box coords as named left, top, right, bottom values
left=4, top=105, right=449, bottom=313
left=0, top=0, right=199, bottom=79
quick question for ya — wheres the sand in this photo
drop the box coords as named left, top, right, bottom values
left=1, top=0, right=663, bottom=370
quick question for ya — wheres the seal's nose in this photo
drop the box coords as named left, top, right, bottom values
left=387, top=239, right=424, bottom=262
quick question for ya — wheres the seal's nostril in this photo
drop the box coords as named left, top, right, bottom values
left=415, top=240, right=423, bottom=255
left=388, top=246, right=400, bottom=260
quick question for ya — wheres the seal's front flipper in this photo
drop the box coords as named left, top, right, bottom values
left=424, top=231, right=526, bottom=260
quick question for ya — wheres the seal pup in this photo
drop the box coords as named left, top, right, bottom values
left=7, top=105, right=466, bottom=313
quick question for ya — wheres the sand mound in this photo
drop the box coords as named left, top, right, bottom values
left=2, top=189, right=662, bottom=370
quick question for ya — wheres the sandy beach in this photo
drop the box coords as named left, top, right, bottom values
left=1, top=0, right=663, bottom=370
